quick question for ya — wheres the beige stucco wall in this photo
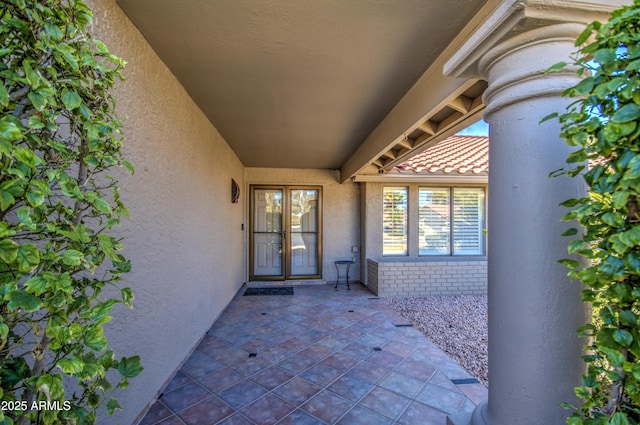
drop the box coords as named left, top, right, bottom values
left=245, top=168, right=360, bottom=283
left=88, top=1, right=246, bottom=423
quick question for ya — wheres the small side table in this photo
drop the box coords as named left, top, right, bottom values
left=334, top=260, right=355, bottom=290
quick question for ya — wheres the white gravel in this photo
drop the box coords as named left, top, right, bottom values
left=385, top=295, right=488, bottom=386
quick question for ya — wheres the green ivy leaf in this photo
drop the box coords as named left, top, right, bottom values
left=44, top=22, right=64, bottom=41
left=613, top=329, right=633, bottom=347
left=93, top=197, right=111, bottom=214
left=123, top=160, right=135, bottom=175
left=6, top=289, right=41, bottom=312
left=0, top=238, right=19, bottom=264
left=106, top=398, right=122, bottom=416
left=24, top=276, right=47, bottom=296
left=620, top=310, right=638, bottom=327
left=56, top=357, right=84, bottom=375
left=559, top=258, right=580, bottom=268
left=121, top=287, right=134, bottom=307
left=84, top=326, right=107, bottom=352
left=610, top=412, right=630, bottom=425
left=562, top=228, right=579, bottom=237
left=61, top=89, right=82, bottom=110
left=0, top=84, right=8, bottom=108
left=62, top=250, right=83, bottom=266
left=0, top=119, right=23, bottom=142
left=36, top=374, right=64, bottom=400
left=611, top=104, right=640, bottom=123
left=117, top=356, right=143, bottom=378
left=15, top=243, right=40, bottom=272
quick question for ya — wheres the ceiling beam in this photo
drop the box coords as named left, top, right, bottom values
left=448, top=95, right=473, bottom=114
left=418, top=120, right=438, bottom=135
left=339, top=0, right=504, bottom=182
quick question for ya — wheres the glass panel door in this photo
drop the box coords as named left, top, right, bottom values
left=251, top=188, right=284, bottom=279
left=289, top=189, right=319, bottom=277
left=250, top=186, right=322, bottom=280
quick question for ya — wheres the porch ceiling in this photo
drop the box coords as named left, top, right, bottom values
left=116, top=0, right=488, bottom=173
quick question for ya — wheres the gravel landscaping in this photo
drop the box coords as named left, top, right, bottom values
left=385, top=295, right=488, bottom=386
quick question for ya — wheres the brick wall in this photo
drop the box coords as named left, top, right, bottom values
left=366, top=259, right=487, bottom=297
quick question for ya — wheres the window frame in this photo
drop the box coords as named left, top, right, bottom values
left=382, top=186, right=408, bottom=256
left=417, top=186, right=485, bottom=257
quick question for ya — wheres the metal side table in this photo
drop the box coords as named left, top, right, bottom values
left=334, top=260, right=354, bottom=290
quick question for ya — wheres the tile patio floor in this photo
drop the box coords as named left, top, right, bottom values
left=138, top=283, right=487, bottom=425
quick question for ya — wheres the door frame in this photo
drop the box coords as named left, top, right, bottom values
left=249, top=185, right=323, bottom=281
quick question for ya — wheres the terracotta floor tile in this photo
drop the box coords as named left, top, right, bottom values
left=327, top=374, right=374, bottom=402
left=250, top=366, right=294, bottom=390
left=346, top=361, right=391, bottom=384
left=198, top=367, right=245, bottom=393
left=397, top=401, right=447, bottom=425
left=277, top=409, right=326, bottom=425
left=230, top=356, right=271, bottom=377
left=161, top=382, right=211, bottom=413
left=215, top=412, right=254, bottom=425
left=218, top=379, right=268, bottom=409
left=138, top=401, right=172, bottom=425
left=300, top=363, right=343, bottom=387
left=138, top=284, right=486, bottom=425
left=322, top=351, right=360, bottom=371
left=181, top=357, right=225, bottom=379
left=277, top=353, right=316, bottom=374
left=273, top=377, right=322, bottom=406
left=163, top=371, right=192, bottom=393
left=336, top=404, right=393, bottom=425
left=415, top=383, right=467, bottom=415
left=302, top=390, right=354, bottom=424
left=359, top=386, right=411, bottom=420
left=241, top=394, right=295, bottom=425
left=156, top=416, right=186, bottom=425
left=299, top=344, right=334, bottom=362
left=177, top=396, right=234, bottom=424
left=379, top=371, right=426, bottom=399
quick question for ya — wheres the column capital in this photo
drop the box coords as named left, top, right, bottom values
left=444, top=0, right=627, bottom=80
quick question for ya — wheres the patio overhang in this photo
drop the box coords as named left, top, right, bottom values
left=115, top=0, right=492, bottom=178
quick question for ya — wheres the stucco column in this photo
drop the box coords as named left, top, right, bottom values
left=444, top=1, right=626, bottom=424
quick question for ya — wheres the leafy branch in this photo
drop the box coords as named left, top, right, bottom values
left=549, top=1, right=640, bottom=423
left=0, top=1, right=141, bottom=424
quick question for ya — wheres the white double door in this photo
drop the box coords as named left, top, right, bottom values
left=250, top=186, right=321, bottom=280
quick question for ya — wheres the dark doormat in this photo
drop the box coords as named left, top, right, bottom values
left=243, top=287, right=294, bottom=296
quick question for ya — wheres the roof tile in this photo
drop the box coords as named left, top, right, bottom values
left=392, top=135, right=488, bottom=175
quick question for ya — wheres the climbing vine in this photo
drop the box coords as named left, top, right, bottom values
left=549, top=1, right=640, bottom=423
left=0, top=1, right=141, bottom=424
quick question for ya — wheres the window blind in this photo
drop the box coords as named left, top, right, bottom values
left=383, top=187, right=408, bottom=255
left=453, top=188, right=485, bottom=255
left=418, top=188, right=450, bottom=255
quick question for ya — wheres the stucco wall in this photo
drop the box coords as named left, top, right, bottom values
left=88, top=1, right=246, bottom=423
left=245, top=168, right=360, bottom=283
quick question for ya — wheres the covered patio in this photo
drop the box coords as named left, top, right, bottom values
left=81, top=0, right=630, bottom=424
left=138, top=283, right=486, bottom=425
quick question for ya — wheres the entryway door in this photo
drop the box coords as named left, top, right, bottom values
left=250, top=186, right=322, bottom=280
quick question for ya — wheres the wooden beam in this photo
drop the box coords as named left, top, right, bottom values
left=418, top=120, right=438, bottom=135
left=448, top=95, right=472, bottom=114
left=436, top=110, right=464, bottom=133
left=372, top=159, right=384, bottom=168
left=397, top=138, right=414, bottom=150
left=382, top=149, right=397, bottom=160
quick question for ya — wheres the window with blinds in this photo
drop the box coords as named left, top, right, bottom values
left=416, top=187, right=485, bottom=256
left=383, top=187, right=408, bottom=255
left=419, top=188, right=451, bottom=255
left=453, top=188, right=485, bottom=255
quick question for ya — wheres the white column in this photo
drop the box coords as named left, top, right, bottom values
left=444, top=1, right=627, bottom=424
